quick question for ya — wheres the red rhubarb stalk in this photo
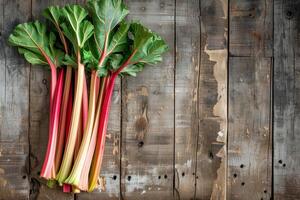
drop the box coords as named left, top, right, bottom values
left=55, top=67, right=72, bottom=172
left=77, top=76, right=101, bottom=190
left=41, top=68, right=64, bottom=179
left=88, top=74, right=117, bottom=191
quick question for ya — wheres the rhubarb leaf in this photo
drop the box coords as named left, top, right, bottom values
left=87, top=0, right=129, bottom=52
left=60, top=5, right=94, bottom=51
left=128, top=22, right=168, bottom=65
left=121, top=63, right=144, bottom=77
left=8, top=21, right=63, bottom=67
left=107, top=21, right=130, bottom=54
left=43, top=6, right=62, bottom=26
left=63, top=54, right=77, bottom=66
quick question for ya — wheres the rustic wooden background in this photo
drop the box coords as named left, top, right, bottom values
left=0, top=0, right=299, bottom=199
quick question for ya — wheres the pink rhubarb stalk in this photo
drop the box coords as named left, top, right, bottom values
left=57, top=52, right=85, bottom=184
left=65, top=71, right=100, bottom=188
left=40, top=68, right=64, bottom=179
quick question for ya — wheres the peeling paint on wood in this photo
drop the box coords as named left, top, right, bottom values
left=195, top=0, right=228, bottom=199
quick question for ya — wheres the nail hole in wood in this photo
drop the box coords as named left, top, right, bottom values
left=127, top=176, right=131, bottom=181
left=209, top=152, right=214, bottom=159
left=264, top=190, right=267, bottom=193
left=261, top=198, right=263, bottom=200
left=233, top=173, right=237, bottom=178
left=42, top=79, right=47, bottom=84
left=138, top=141, right=144, bottom=147
left=192, top=172, right=195, bottom=175
left=283, top=163, right=286, bottom=167
left=112, top=175, right=117, bottom=180
left=241, top=182, right=245, bottom=186
left=164, top=175, right=167, bottom=179
left=158, top=175, right=161, bottom=179
left=240, top=164, right=244, bottom=168
left=286, top=10, right=293, bottom=19
left=182, top=172, right=185, bottom=177
left=22, top=175, right=27, bottom=179
left=278, top=160, right=282, bottom=164
left=196, top=176, right=199, bottom=179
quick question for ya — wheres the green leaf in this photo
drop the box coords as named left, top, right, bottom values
left=87, top=0, right=129, bottom=52
left=107, top=21, right=130, bottom=54
left=43, top=6, right=62, bottom=26
left=121, top=62, right=145, bottom=77
left=82, top=49, right=98, bottom=66
left=97, top=66, right=108, bottom=77
left=18, top=48, right=48, bottom=65
left=60, top=5, right=94, bottom=51
left=108, top=54, right=124, bottom=70
left=128, top=22, right=168, bottom=65
left=8, top=21, right=63, bottom=67
left=63, top=54, right=77, bottom=66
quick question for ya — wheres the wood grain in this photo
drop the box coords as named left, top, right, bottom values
left=274, top=0, right=300, bottom=199
left=174, top=0, right=200, bottom=199
left=229, top=0, right=273, bottom=57
left=227, top=0, right=273, bottom=199
left=195, top=0, right=228, bottom=199
left=121, top=0, right=175, bottom=199
left=228, top=57, right=272, bottom=200
left=0, top=0, right=31, bottom=199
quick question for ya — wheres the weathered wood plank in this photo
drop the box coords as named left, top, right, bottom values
left=229, top=0, right=273, bottom=57
left=30, top=0, right=75, bottom=199
left=228, top=57, right=272, bottom=200
left=274, top=0, right=300, bottom=199
left=0, top=0, right=31, bottom=199
left=121, top=0, right=175, bottom=199
left=174, top=0, right=200, bottom=199
left=195, top=0, right=228, bottom=199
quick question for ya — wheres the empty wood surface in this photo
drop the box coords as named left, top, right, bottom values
left=0, top=0, right=300, bottom=200
left=227, top=0, right=273, bottom=200
left=274, top=0, right=300, bottom=199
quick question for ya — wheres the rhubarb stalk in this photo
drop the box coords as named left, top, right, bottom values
left=65, top=70, right=99, bottom=187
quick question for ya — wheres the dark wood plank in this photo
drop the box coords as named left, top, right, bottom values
left=274, top=0, right=300, bottom=199
left=174, top=0, right=200, bottom=199
left=30, top=0, right=75, bottom=199
left=0, top=0, right=31, bottom=199
left=121, top=0, right=175, bottom=199
left=195, top=0, right=228, bottom=199
left=228, top=57, right=272, bottom=200
left=229, top=0, right=273, bottom=57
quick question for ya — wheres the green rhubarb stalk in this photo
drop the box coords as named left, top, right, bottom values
left=65, top=70, right=98, bottom=186
left=78, top=76, right=103, bottom=191
left=56, top=5, right=94, bottom=184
